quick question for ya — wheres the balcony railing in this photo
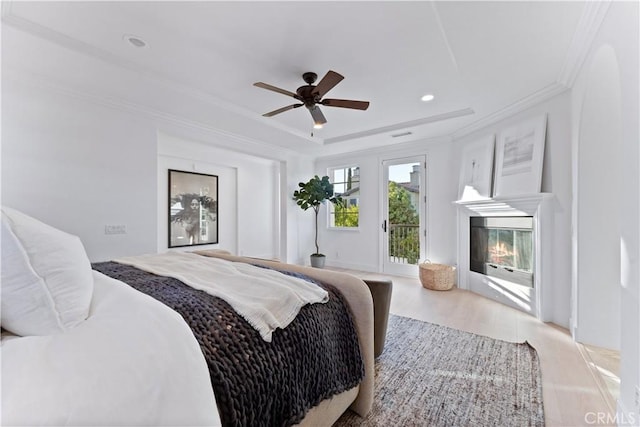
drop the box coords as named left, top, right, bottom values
left=388, top=224, right=420, bottom=264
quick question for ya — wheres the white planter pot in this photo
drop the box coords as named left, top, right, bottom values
left=310, top=254, right=326, bottom=268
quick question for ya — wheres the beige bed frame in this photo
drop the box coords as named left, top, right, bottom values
left=193, top=250, right=375, bottom=425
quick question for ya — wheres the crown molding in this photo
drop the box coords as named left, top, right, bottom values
left=557, top=0, right=612, bottom=88
left=451, top=83, right=568, bottom=140
left=450, top=0, right=611, bottom=142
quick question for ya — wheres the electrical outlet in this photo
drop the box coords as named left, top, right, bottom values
left=104, top=225, right=126, bottom=235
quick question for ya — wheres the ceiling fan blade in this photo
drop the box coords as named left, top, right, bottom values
left=262, top=103, right=303, bottom=117
left=254, top=82, right=299, bottom=99
left=321, top=99, right=370, bottom=110
left=309, top=106, right=327, bottom=125
left=311, top=70, right=344, bottom=98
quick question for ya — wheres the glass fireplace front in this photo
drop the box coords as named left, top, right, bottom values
left=470, top=216, right=534, bottom=287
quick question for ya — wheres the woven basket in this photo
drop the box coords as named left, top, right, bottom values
left=419, top=261, right=456, bottom=291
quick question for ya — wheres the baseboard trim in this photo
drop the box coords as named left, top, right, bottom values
left=324, top=259, right=379, bottom=273
left=576, top=343, right=618, bottom=416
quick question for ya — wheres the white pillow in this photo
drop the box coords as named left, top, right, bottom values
left=1, top=207, right=94, bottom=336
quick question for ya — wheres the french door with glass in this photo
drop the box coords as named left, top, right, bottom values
left=381, top=156, right=427, bottom=276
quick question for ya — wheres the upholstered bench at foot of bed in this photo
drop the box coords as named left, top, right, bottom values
left=192, top=250, right=375, bottom=423
left=362, top=279, right=393, bottom=358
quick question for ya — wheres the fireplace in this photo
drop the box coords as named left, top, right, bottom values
left=470, top=216, right=534, bottom=287
left=456, top=194, right=552, bottom=319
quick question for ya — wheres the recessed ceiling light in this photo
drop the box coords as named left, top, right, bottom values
left=421, top=94, right=435, bottom=102
left=313, top=123, right=323, bottom=129
left=123, top=34, right=148, bottom=48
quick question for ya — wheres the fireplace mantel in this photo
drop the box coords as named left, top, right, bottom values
left=454, top=193, right=553, bottom=216
left=455, top=193, right=554, bottom=321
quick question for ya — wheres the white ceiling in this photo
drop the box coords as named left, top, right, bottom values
left=2, top=1, right=591, bottom=157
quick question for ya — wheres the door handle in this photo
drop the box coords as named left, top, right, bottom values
left=382, top=220, right=387, bottom=232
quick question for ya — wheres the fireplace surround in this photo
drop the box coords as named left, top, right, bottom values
left=455, top=194, right=553, bottom=320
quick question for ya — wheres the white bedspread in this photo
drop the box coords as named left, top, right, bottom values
left=114, top=251, right=329, bottom=342
left=1, top=271, right=221, bottom=426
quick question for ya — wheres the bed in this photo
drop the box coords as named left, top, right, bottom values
left=1, top=207, right=374, bottom=426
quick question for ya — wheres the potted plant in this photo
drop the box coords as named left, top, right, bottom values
left=293, top=175, right=342, bottom=268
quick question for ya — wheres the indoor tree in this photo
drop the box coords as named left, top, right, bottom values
left=293, top=175, right=342, bottom=268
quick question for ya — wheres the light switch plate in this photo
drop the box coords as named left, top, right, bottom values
left=104, top=225, right=126, bottom=235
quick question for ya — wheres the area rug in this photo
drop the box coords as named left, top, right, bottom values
left=335, top=315, right=545, bottom=426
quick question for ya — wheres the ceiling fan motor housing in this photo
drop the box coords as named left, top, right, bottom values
left=296, top=85, right=320, bottom=108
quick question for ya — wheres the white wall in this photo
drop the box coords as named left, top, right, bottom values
left=2, top=76, right=158, bottom=262
left=286, top=157, right=319, bottom=265
left=1, top=70, right=315, bottom=265
left=452, top=92, right=574, bottom=328
left=314, top=137, right=457, bottom=272
left=570, top=1, right=639, bottom=419
left=157, top=132, right=280, bottom=259
left=2, top=23, right=317, bottom=264
left=424, top=141, right=458, bottom=266
left=314, top=156, right=381, bottom=271
left=573, top=44, right=622, bottom=350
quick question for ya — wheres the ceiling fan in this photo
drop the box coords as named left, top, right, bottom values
left=253, top=70, right=370, bottom=128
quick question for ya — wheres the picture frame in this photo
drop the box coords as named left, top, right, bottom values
left=168, top=169, right=218, bottom=248
left=493, top=114, right=547, bottom=197
left=458, top=135, right=495, bottom=201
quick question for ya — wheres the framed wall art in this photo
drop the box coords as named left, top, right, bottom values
left=168, top=169, right=218, bottom=248
left=458, top=134, right=495, bottom=201
left=493, top=114, right=547, bottom=197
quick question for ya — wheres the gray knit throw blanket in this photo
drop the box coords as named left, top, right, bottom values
left=92, top=262, right=364, bottom=427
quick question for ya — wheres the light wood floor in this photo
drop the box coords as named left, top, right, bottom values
left=329, top=267, right=617, bottom=427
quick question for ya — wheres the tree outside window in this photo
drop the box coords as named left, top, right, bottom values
left=388, top=181, right=420, bottom=264
left=329, top=166, right=360, bottom=228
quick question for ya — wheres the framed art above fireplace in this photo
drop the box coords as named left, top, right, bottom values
left=458, top=135, right=495, bottom=201
left=493, top=114, right=547, bottom=197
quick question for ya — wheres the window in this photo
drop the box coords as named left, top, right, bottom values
left=328, top=166, right=360, bottom=228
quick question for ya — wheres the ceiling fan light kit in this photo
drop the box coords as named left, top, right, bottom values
left=254, top=70, right=370, bottom=127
